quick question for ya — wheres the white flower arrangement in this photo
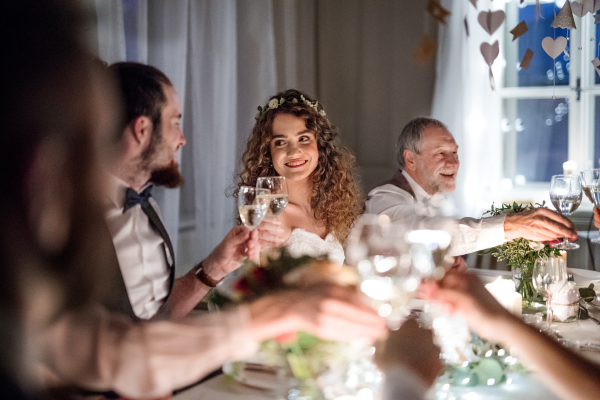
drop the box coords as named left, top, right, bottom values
left=255, top=94, right=326, bottom=120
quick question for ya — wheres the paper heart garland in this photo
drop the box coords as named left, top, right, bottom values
left=478, top=10, right=505, bottom=35
left=542, top=36, right=568, bottom=59
left=480, top=41, right=499, bottom=90
left=481, top=41, right=500, bottom=66
left=571, top=0, right=600, bottom=18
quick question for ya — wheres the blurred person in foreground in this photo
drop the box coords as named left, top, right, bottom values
left=103, top=62, right=269, bottom=321
left=0, top=0, right=386, bottom=398
left=422, top=271, right=600, bottom=400
left=365, top=117, right=577, bottom=267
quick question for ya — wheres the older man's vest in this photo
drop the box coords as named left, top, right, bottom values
left=382, top=170, right=416, bottom=199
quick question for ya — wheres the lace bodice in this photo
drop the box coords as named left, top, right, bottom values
left=284, top=229, right=345, bottom=265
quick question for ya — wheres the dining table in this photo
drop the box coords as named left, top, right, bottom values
left=172, top=268, right=600, bottom=400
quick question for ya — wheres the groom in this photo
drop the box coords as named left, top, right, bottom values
left=104, top=62, right=267, bottom=320
left=366, top=117, right=577, bottom=257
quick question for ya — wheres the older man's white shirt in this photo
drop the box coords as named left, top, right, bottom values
left=104, top=175, right=171, bottom=319
left=365, top=170, right=506, bottom=255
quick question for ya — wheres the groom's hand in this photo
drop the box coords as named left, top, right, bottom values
left=202, top=226, right=259, bottom=279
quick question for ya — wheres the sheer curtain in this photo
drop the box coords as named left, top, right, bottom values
left=92, top=0, right=289, bottom=275
left=431, top=0, right=504, bottom=218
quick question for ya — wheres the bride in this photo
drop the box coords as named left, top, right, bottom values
left=235, top=89, right=362, bottom=265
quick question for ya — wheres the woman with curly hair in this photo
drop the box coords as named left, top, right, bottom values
left=235, top=89, right=363, bottom=265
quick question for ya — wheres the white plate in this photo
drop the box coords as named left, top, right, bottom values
left=568, top=268, right=600, bottom=288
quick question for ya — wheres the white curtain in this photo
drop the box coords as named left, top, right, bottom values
left=431, top=0, right=504, bottom=218
left=92, top=0, right=285, bottom=275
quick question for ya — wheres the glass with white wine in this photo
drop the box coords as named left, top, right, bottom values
left=549, top=174, right=582, bottom=250
left=256, top=176, right=289, bottom=217
left=580, top=169, right=600, bottom=244
left=238, top=186, right=269, bottom=230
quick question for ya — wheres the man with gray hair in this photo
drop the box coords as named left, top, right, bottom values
left=365, top=117, right=576, bottom=256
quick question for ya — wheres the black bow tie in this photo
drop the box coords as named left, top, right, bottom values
left=123, top=185, right=153, bottom=212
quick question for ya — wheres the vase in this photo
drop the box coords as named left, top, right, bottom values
left=511, top=263, right=539, bottom=302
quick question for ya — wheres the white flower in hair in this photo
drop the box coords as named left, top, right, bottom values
left=279, top=97, right=285, bottom=105
left=268, top=98, right=279, bottom=109
left=255, top=111, right=261, bottom=119
left=304, top=100, right=312, bottom=106
left=291, top=98, right=298, bottom=103
left=319, top=110, right=326, bottom=117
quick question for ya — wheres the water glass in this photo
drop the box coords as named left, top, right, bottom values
left=532, top=257, right=567, bottom=328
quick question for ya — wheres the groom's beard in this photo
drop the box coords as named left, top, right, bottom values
left=150, top=159, right=183, bottom=188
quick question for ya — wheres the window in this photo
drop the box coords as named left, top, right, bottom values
left=499, top=0, right=599, bottom=209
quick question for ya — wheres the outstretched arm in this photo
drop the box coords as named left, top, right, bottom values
left=163, top=226, right=259, bottom=319
left=504, top=207, right=576, bottom=242
left=423, top=272, right=600, bottom=400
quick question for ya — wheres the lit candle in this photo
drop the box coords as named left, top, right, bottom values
left=485, top=277, right=522, bottom=315
left=563, top=160, right=577, bottom=176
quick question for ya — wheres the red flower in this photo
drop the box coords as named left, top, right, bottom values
left=252, top=267, right=271, bottom=286
left=234, top=277, right=251, bottom=294
left=274, top=332, right=297, bottom=343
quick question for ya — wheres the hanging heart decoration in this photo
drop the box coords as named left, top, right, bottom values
left=541, top=36, right=568, bottom=59
left=478, top=10, right=506, bottom=35
left=480, top=40, right=499, bottom=90
left=571, top=0, right=598, bottom=18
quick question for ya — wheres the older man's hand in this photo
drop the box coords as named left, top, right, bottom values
left=503, top=208, right=576, bottom=242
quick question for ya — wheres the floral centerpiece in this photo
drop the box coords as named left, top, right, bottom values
left=481, top=201, right=561, bottom=304
left=210, top=249, right=378, bottom=399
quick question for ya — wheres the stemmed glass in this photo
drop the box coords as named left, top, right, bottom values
left=580, top=169, right=600, bottom=244
left=238, top=186, right=269, bottom=231
left=532, top=257, right=567, bottom=328
left=346, top=214, right=415, bottom=327
left=256, top=176, right=289, bottom=217
left=549, top=174, right=582, bottom=250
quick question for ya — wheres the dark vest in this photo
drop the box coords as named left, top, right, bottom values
left=382, top=170, right=416, bottom=199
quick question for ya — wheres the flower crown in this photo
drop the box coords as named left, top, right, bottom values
left=255, top=94, right=326, bottom=120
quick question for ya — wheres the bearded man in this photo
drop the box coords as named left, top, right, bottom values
left=365, top=117, right=577, bottom=257
left=104, top=62, right=265, bottom=320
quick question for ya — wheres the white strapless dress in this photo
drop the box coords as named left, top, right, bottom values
left=284, top=228, right=345, bottom=265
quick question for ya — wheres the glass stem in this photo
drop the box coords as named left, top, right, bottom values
left=546, top=296, right=553, bottom=329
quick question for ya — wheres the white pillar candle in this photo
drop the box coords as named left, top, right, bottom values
left=485, top=277, right=522, bottom=315
left=563, top=160, right=577, bottom=176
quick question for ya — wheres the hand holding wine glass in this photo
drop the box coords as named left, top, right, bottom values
left=238, top=186, right=269, bottom=231
left=549, top=174, right=582, bottom=250
left=580, top=169, right=600, bottom=243
left=532, top=257, right=567, bottom=328
left=256, top=176, right=289, bottom=218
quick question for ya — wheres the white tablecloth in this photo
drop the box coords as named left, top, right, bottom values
left=173, top=268, right=600, bottom=400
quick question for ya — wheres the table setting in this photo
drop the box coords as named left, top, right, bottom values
left=173, top=170, right=600, bottom=400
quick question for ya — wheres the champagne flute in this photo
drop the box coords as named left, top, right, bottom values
left=256, top=176, right=289, bottom=217
left=580, top=169, right=600, bottom=244
left=532, top=257, right=567, bottom=328
left=238, top=186, right=269, bottom=231
left=549, top=174, right=582, bottom=250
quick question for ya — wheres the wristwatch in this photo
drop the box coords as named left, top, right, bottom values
left=194, top=261, right=223, bottom=287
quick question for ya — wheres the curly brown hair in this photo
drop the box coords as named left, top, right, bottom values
left=235, top=89, right=363, bottom=244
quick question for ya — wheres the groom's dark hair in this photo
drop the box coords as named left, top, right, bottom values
left=108, top=62, right=173, bottom=140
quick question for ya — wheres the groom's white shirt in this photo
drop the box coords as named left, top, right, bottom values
left=365, top=170, right=506, bottom=255
left=104, top=175, right=171, bottom=319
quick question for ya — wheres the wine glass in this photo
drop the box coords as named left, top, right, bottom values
left=346, top=214, right=415, bottom=327
left=532, top=257, right=567, bottom=328
left=580, top=169, right=600, bottom=244
left=549, top=174, right=582, bottom=250
left=256, top=176, right=289, bottom=217
left=238, top=186, right=269, bottom=231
